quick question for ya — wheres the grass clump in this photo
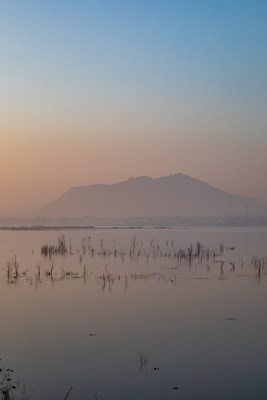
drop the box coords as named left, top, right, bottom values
left=41, top=235, right=67, bottom=257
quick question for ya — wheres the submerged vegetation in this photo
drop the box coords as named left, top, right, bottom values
left=1, top=234, right=266, bottom=288
left=5, top=256, right=19, bottom=283
left=138, top=348, right=148, bottom=373
left=40, top=235, right=225, bottom=262
left=41, top=235, right=67, bottom=257
left=0, top=364, right=17, bottom=400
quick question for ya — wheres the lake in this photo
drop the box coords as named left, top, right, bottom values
left=0, top=227, right=267, bottom=399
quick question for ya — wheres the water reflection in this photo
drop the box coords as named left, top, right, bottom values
left=0, top=227, right=267, bottom=399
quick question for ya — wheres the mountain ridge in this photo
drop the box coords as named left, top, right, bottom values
left=37, top=173, right=267, bottom=219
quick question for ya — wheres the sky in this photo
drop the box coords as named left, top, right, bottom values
left=0, top=0, right=266, bottom=216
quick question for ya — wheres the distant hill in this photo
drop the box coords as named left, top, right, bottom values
left=37, top=173, right=267, bottom=219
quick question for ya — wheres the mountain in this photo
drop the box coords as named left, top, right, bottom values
left=37, top=173, right=267, bottom=219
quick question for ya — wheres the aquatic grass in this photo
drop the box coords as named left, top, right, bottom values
left=40, top=234, right=226, bottom=267
left=1, top=362, right=73, bottom=400
left=138, top=348, right=148, bottom=373
left=63, top=387, right=72, bottom=399
left=68, top=238, right=73, bottom=254
left=0, top=363, right=20, bottom=400
left=7, top=236, right=266, bottom=289
left=81, top=237, right=87, bottom=255
left=41, top=235, right=67, bottom=257
left=5, top=255, right=20, bottom=283
left=251, top=256, right=267, bottom=281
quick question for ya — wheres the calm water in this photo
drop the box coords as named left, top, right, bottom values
left=0, top=227, right=267, bottom=400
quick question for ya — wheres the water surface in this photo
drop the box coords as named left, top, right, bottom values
left=0, top=227, right=266, bottom=399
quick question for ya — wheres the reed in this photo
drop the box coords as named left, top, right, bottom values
left=63, top=387, right=72, bottom=400
left=81, top=237, right=87, bottom=254
left=5, top=255, right=20, bottom=283
left=138, top=348, right=148, bottom=373
left=41, top=235, right=67, bottom=257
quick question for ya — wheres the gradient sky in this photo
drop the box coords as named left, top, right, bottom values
left=1, top=0, right=266, bottom=215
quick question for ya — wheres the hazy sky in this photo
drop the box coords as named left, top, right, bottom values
left=1, top=0, right=266, bottom=215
